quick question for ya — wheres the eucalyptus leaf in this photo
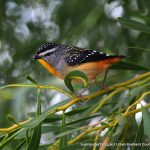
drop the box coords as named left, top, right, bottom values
left=14, top=139, right=26, bottom=150
left=132, top=119, right=143, bottom=150
left=137, top=0, right=145, bottom=13
left=64, top=70, right=89, bottom=92
left=49, top=127, right=82, bottom=143
left=27, top=89, right=41, bottom=150
left=141, top=105, right=150, bottom=138
left=59, top=111, right=67, bottom=149
left=7, top=114, right=18, bottom=125
left=111, top=61, right=150, bottom=71
left=27, top=126, right=41, bottom=150
left=23, top=99, right=71, bottom=128
left=0, top=128, right=26, bottom=148
left=118, top=17, right=150, bottom=34
left=26, top=74, right=39, bottom=86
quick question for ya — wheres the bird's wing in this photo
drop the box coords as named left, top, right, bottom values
left=65, top=47, right=118, bottom=66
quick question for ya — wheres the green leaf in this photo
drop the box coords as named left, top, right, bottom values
left=64, top=70, right=89, bottom=92
left=110, top=61, right=150, bottom=71
left=41, top=106, right=89, bottom=123
left=7, top=114, right=18, bottom=125
left=42, top=106, right=89, bottom=122
left=59, top=111, right=67, bottom=149
left=27, top=89, right=41, bottom=150
left=23, top=99, right=71, bottom=128
left=113, top=83, right=150, bottom=112
left=0, top=128, right=26, bottom=148
left=66, top=106, right=89, bottom=116
left=49, top=127, right=82, bottom=143
left=118, top=17, right=150, bottom=34
left=26, top=74, right=38, bottom=86
left=141, top=105, right=150, bottom=138
left=128, top=46, right=150, bottom=53
left=112, top=116, right=126, bottom=141
left=27, top=126, right=41, bottom=150
left=15, top=125, right=61, bottom=140
left=41, top=125, right=61, bottom=134
left=14, top=139, right=26, bottom=150
left=36, top=89, right=41, bottom=116
left=137, top=0, right=145, bottom=13
left=66, top=112, right=116, bottom=126
left=132, top=119, right=143, bottom=150
left=0, top=134, right=9, bottom=145
left=25, top=129, right=31, bottom=144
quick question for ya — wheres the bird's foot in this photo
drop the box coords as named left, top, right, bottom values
left=76, top=93, right=84, bottom=102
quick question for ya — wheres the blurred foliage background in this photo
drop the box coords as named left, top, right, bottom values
left=0, top=0, right=150, bottom=149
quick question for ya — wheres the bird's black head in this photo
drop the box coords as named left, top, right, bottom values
left=33, top=43, right=59, bottom=59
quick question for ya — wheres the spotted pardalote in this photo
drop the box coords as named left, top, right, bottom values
left=33, top=43, right=126, bottom=81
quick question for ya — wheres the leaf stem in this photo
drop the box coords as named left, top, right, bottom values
left=0, top=84, right=72, bottom=97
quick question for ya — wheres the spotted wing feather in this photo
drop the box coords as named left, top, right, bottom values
left=65, top=47, right=120, bottom=66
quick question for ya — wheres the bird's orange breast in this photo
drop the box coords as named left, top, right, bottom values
left=38, top=59, right=60, bottom=78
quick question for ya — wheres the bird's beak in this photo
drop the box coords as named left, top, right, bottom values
left=33, top=54, right=40, bottom=60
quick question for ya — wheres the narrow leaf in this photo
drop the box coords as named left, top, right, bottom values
left=128, top=46, right=150, bottom=52
left=141, top=105, right=150, bottom=138
left=27, top=89, right=41, bottom=150
left=64, top=70, right=89, bottom=92
left=137, top=0, right=145, bottom=13
left=132, top=119, right=143, bottom=150
left=110, top=61, right=150, bottom=71
left=7, top=114, right=18, bottom=125
left=0, top=128, right=26, bottom=148
left=25, top=129, right=31, bottom=144
left=23, top=99, right=71, bottom=128
left=118, top=17, right=150, bottom=34
left=27, top=127, right=41, bottom=150
left=59, top=111, right=67, bottom=149
left=26, top=75, right=38, bottom=86
left=14, top=139, right=26, bottom=150
left=49, top=127, right=83, bottom=143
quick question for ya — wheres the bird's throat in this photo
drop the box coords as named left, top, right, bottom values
left=38, top=59, right=60, bottom=78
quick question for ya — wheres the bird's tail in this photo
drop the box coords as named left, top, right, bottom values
left=103, top=55, right=126, bottom=64
left=97, top=55, right=126, bottom=70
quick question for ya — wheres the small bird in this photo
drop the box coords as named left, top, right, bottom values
left=33, top=43, right=126, bottom=84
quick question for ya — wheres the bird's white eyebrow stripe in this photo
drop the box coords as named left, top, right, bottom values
left=39, top=48, right=56, bottom=56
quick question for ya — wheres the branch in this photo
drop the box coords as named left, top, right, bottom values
left=57, top=72, right=150, bottom=111
left=0, top=119, right=30, bottom=133
left=0, top=72, right=150, bottom=143
left=0, top=84, right=72, bottom=97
